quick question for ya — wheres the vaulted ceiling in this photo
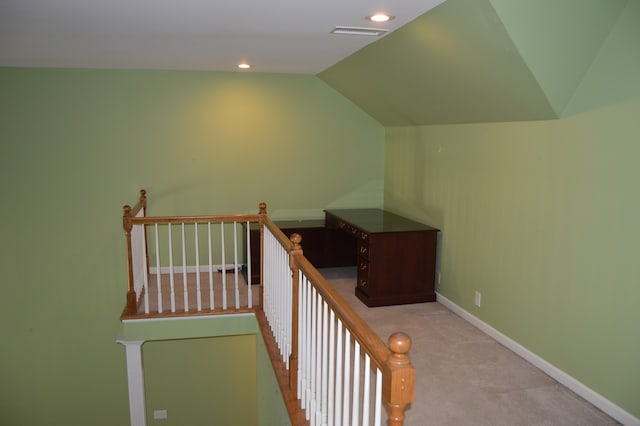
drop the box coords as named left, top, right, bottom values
left=0, top=0, right=631, bottom=126
left=0, top=0, right=443, bottom=74
left=319, top=0, right=629, bottom=125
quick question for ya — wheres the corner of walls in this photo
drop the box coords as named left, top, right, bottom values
left=562, top=0, right=640, bottom=117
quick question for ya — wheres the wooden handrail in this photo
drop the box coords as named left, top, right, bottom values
left=130, top=213, right=260, bottom=225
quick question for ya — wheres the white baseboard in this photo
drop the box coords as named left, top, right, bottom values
left=436, top=292, right=640, bottom=426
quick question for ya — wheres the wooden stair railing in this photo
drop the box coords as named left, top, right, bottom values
left=261, top=215, right=416, bottom=425
left=121, top=190, right=261, bottom=319
left=120, top=191, right=415, bottom=424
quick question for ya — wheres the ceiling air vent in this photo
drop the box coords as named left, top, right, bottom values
left=330, top=26, right=389, bottom=36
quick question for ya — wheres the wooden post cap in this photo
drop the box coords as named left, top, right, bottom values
left=290, top=233, right=302, bottom=248
left=388, top=332, right=412, bottom=357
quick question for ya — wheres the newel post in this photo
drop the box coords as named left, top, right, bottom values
left=122, top=205, right=137, bottom=315
left=384, top=332, right=415, bottom=426
left=258, top=202, right=267, bottom=310
left=138, top=189, right=149, bottom=272
left=289, top=233, right=303, bottom=393
left=139, top=189, right=147, bottom=213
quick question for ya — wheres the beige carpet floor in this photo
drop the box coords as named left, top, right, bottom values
left=320, top=267, right=618, bottom=426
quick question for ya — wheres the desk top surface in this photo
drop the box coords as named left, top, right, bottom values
left=325, top=208, right=439, bottom=233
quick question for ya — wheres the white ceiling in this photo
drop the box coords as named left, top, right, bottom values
left=0, top=0, right=444, bottom=74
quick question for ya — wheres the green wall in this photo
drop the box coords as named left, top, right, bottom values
left=384, top=1, right=640, bottom=418
left=144, top=336, right=257, bottom=426
left=121, top=314, right=290, bottom=426
left=489, top=0, right=627, bottom=116
left=0, top=68, right=383, bottom=426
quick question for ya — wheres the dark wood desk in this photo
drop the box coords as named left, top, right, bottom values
left=325, top=209, right=439, bottom=307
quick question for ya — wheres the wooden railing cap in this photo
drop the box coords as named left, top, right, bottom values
left=290, top=233, right=302, bottom=247
left=389, top=332, right=412, bottom=356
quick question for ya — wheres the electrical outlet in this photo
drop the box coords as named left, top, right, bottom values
left=153, top=410, right=168, bottom=420
left=474, top=291, right=482, bottom=307
left=437, top=272, right=441, bottom=284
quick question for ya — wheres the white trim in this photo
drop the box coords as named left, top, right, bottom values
left=149, top=263, right=243, bottom=274
left=121, top=312, right=255, bottom=324
left=116, top=336, right=147, bottom=426
left=436, top=293, right=640, bottom=426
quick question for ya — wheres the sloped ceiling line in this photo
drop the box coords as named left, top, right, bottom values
left=319, top=0, right=624, bottom=126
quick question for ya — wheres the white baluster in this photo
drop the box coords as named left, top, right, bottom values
left=352, top=342, right=360, bottom=426
left=131, top=224, right=141, bottom=295
left=314, top=293, right=323, bottom=426
left=168, top=224, right=176, bottom=312
left=321, top=300, right=329, bottom=425
left=327, top=310, right=336, bottom=426
left=263, top=229, right=271, bottom=321
left=140, top=225, right=149, bottom=315
left=246, top=220, right=252, bottom=307
left=298, top=271, right=305, bottom=401
left=280, top=238, right=285, bottom=339
left=181, top=222, right=188, bottom=312
left=277, top=244, right=281, bottom=351
left=334, top=319, right=343, bottom=426
left=374, top=369, right=382, bottom=426
left=312, top=286, right=319, bottom=423
left=221, top=222, right=227, bottom=310
left=307, top=275, right=314, bottom=418
left=362, top=355, right=371, bottom=426
left=153, top=224, right=161, bottom=313
left=262, top=229, right=269, bottom=319
left=194, top=222, right=202, bottom=311
left=285, top=259, right=293, bottom=367
left=277, top=243, right=284, bottom=355
left=342, top=330, right=351, bottom=426
left=208, top=222, right=214, bottom=310
left=233, top=221, right=239, bottom=309
left=141, top=232, right=150, bottom=314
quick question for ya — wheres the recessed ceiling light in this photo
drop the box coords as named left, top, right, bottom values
left=238, top=62, right=251, bottom=70
left=367, top=13, right=394, bottom=23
